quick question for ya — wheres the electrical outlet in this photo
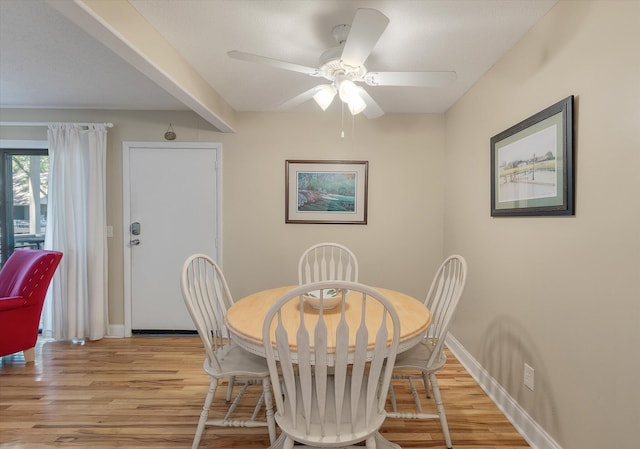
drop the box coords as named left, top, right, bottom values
left=106, top=225, right=113, bottom=238
left=524, top=363, right=535, bottom=391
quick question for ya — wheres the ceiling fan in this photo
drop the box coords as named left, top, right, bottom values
left=228, top=8, right=457, bottom=119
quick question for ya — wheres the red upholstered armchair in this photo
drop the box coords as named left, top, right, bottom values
left=0, top=250, right=62, bottom=362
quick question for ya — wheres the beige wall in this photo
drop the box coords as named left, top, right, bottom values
left=0, top=109, right=445, bottom=327
left=2, top=1, right=638, bottom=447
left=444, top=1, right=640, bottom=448
left=222, top=112, right=445, bottom=300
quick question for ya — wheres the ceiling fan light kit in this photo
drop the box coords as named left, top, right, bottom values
left=312, top=85, right=337, bottom=111
left=338, top=79, right=366, bottom=115
left=347, top=95, right=366, bottom=116
left=228, top=8, right=457, bottom=119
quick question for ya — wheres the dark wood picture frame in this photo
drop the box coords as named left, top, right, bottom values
left=285, top=160, right=368, bottom=224
left=491, top=95, right=574, bottom=216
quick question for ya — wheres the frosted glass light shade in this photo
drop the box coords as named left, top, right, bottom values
left=338, top=80, right=358, bottom=103
left=347, top=95, right=366, bottom=115
left=338, top=79, right=366, bottom=115
left=313, top=85, right=337, bottom=110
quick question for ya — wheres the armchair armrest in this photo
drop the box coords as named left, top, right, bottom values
left=0, top=296, right=27, bottom=312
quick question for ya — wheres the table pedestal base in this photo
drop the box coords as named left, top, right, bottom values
left=374, top=431, right=402, bottom=449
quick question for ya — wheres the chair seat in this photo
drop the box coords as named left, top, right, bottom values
left=0, top=296, right=27, bottom=311
left=393, top=339, right=447, bottom=373
left=204, top=341, right=270, bottom=378
left=277, top=374, right=386, bottom=447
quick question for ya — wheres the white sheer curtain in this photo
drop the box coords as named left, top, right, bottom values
left=42, top=123, right=109, bottom=341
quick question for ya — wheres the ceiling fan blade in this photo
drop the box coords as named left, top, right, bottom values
left=228, top=50, right=321, bottom=76
left=341, top=9, right=389, bottom=68
left=356, top=87, right=384, bottom=119
left=365, top=71, right=457, bottom=87
left=278, top=85, right=326, bottom=110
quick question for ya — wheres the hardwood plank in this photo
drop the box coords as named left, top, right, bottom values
left=0, top=337, right=530, bottom=448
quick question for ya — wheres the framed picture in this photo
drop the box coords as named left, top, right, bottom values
left=491, top=95, right=574, bottom=217
left=285, top=160, right=368, bottom=224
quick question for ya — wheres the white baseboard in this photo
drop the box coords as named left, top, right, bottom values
left=445, top=334, right=562, bottom=449
left=107, top=324, right=125, bottom=338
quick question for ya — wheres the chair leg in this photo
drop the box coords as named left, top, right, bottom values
left=191, top=377, right=218, bottom=449
left=429, top=372, right=452, bottom=449
left=23, top=347, right=35, bottom=363
left=422, top=371, right=431, bottom=398
left=226, top=375, right=236, bottom=401
left=388, top=382, right=398, bottom=412
left=262, top=377, right=277, bottom=444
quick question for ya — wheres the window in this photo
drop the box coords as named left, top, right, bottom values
left=0, top=148, right=49, bottom=266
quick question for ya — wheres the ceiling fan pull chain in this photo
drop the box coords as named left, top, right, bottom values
left=341, top=102, right=345, bottom=138
left=352, top=114, right=356, bottom=139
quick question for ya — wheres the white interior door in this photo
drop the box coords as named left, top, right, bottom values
left=123, top=142, right=221, bottom=333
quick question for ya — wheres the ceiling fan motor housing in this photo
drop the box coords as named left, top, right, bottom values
left=319, top=46, right=367, bottom=83
left=318, top=24, right=367, bottom=83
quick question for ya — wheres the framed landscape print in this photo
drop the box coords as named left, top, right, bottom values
left=491, top=95, right=574, bottom=216
left=285, top=160, right=368, bottom=224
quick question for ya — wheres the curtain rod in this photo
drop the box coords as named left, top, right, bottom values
left=0, top=121, right=114, bottom=128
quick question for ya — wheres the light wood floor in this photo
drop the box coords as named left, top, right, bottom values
left=0, top=337, right=530, bottom=449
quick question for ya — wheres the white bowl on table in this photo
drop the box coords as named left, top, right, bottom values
left=303, top=288, right=345, bottom=310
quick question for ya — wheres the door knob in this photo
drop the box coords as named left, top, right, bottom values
left=130, top=239, right=140, bottom=246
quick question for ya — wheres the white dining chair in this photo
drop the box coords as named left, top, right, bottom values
left=386, top=255, right=468, bottom=449
left=262, top=280, right=401, bottom=449
left=298, top=242, right=359, bottom=284
left=181, top=254, right=277, bottom=448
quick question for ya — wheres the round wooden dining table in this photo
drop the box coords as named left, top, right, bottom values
left=225, top=285, right=431, bottom=359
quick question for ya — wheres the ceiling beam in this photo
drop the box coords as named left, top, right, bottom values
left=47, top=0, right=236, bottom=133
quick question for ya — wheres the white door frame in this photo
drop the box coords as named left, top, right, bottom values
left=122, top=141, right=222, bottom=337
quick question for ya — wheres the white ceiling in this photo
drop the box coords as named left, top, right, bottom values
left=0, top=0, right=558, bottom=124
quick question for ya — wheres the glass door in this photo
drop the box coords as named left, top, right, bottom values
left=0, top=149, right=48, bottom=267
